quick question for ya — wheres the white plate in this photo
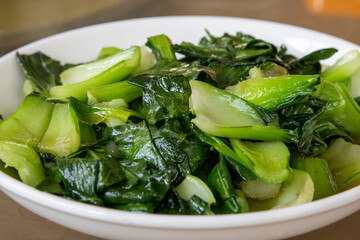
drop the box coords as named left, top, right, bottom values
left=0, top=16, right=359, bottom=240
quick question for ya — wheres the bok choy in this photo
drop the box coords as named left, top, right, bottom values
left=1, top=30, right=360, bottom=215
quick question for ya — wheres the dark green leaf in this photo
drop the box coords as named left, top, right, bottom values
left=55, top=156, right=126, bottom=205
left=185, top=195, right=210, bottom=215
left=213, top=191, right=249, bottom=214
left=36, top=177, right=65, bottom=195
left=136, top=59, right=214, bottom=81
left=298, top=119, right=353, bottom=156
left=156, top=188, right=186, bottom=214
left=104, top=121, right=168, bottom=170
left=173, top=42, right=230, bottom=62
left=207, top=62, right=250, bottom=89
left=102, top=158, right=170, bottom=204
left=114, top=202, right=157, bottom=213
left=192, top=126, right=257, bottom=181
left=16, top=52, right=74, bottom=96
left=152, top=119, right=215, bottom=182
left=128, top=75, right=191, bottom=124
left=207, top=157, right=235, bottom=201
left=286, top=48, right=338, bottom=75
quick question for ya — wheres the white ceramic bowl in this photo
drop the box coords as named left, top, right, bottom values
left=0, top=16, right=359, bottom=240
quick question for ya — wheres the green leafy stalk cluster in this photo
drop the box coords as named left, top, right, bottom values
left=1, top=31, right=360, bottom=214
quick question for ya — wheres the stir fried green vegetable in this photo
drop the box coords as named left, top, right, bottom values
left=1, top=31, right=360, bottom=215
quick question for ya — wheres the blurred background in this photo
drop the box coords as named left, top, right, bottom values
left=0, top=0, right=359, bottom=239
left=0, top=0, right=360, bottom=57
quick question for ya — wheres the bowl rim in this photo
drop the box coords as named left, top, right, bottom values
left=0, top=15, right=360, bottom=230
left=1, top=15, right=359, bottom=60
left=1, top=167, right=360, bottom=229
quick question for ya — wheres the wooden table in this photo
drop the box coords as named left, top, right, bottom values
left=1, top=0, right=359, bottom=239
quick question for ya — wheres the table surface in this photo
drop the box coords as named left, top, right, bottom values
left=0, top=0, right=359, bottom=239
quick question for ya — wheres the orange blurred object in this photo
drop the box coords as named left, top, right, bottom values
left=304, top=0, right=360, bottom=17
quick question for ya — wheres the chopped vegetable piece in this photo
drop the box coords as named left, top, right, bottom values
left=230, top=139, right=290, bottom=184
left=0, top=161, right=20, bottom=180
left=0, top=140, right=45, bottom=186
left=175, top=175, right=216, bottom=206
left=189, top=80, right=298, bottom=142
left=146, top=34, right=176, bottom=60
left=50, top=46, right=141, bottom=100
left=39, top=103, right=81, bottom=157
left=60, top=46, right=139, bottom=86
left=192, top=127, right=257, bottom=181
left=137, top=45, right=157, bottom=73
left=312, top=80, right=346, bottom=120
left=69, top=97, right=143, bottom=127
left=227, top=75, right=319, bottom=111
left=240, top=180, right=282, bottom=200
left=332, top=82, right=360, bottom=139
left=97, top=47, right=122, bottom=60
left=321, top=50, right=360, bottom=83
left=292, top=157, right=337, bottom=200
left=87, top=81, right=142, bottom=104
left=0, top=93, right=54, bottom=148
left=321, top=138, right=360, bottom=191
left=248, top=169, right=314, bottom=211
left=349, top=70, right=360, bottom=98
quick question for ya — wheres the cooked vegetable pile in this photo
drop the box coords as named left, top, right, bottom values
left=1, top=31, right=360, bottom=214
